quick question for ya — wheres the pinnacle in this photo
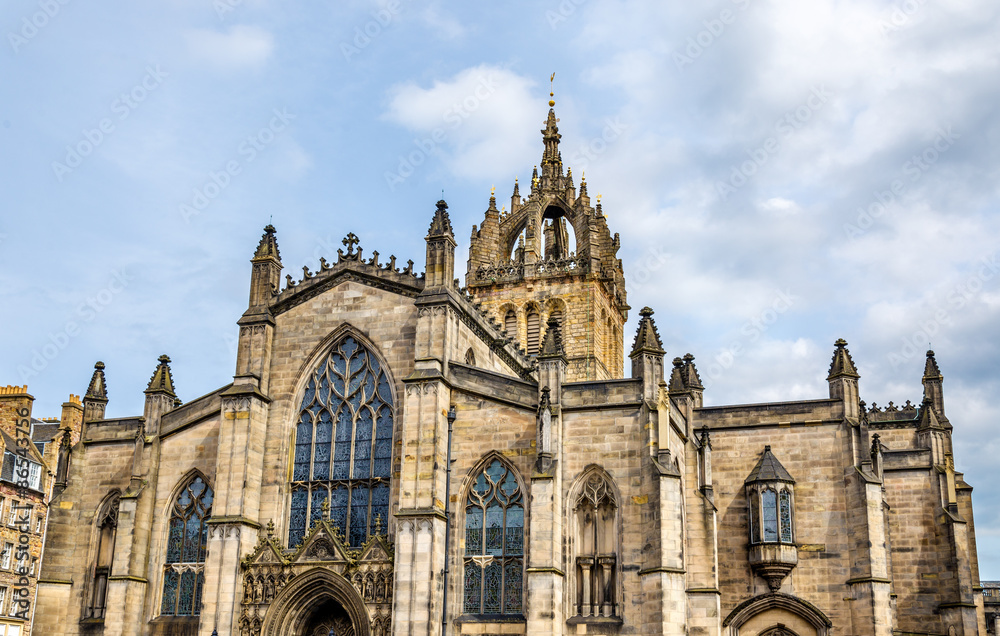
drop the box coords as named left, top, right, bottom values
left=923, top=349, right=942, bottom=380
left=253, top=224, right=281, bottom=262
left=428, top=199, right=454, bottom=237
left=145, top=354, right=176, bottom=397
left=538, top=316, right=566, bottom=360
left=827, top=338, right=860, bottom=380
left=630, top=307, right=664, bottom=357
left=86, top=361, right=108, bottom=400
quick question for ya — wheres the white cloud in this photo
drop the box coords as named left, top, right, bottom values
left=383, top=65, right=539, bottom=180
left=184, top=25, right=275, bottom=71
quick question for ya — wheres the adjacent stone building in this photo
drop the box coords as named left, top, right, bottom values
left=22, top=101, right=991, bottom=635
left=0, top=386, right=60, bottom=636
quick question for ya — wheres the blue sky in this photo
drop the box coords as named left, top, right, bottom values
left=2, top=1, right=999, bottom=576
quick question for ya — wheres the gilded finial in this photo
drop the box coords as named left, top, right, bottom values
left=491, top=185, right=495, bottom=196
left=597, top=193, right=602, bottom=203
left=549, top=72, right=556, bottom=107
left=581, top=170, right=585, bottom=182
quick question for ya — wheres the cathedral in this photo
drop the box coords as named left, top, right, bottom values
left=20, top=100, right=992, bottom=635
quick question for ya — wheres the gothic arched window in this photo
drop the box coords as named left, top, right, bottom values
left=464, top=459, right=524, bottom=616
left=573, top=471, right=619, bottom=618
left=504, top=310, right=517, bottom=338
left=161, top=476, right=213, bottom=617
left=288, top=335, right=393, bottom=548
left=86, top=493, right=119, bottom=619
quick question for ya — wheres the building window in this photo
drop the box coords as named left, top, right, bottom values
left=86, top=494, right=119, bottom=620
left=6, top=502, right=16, bottom=527
left=35, top=517, right=42, bottom=535
left=573, top=471, right=619, bottom=618
left=29, top=559, right=36, bottom=577
left=0, top=544, right=11, bottom=570
left=161, top=476, right=212, bottom=617
left=288, top=335, right=393, bottom=548
left=0, top=587, right=6, bottom=614
left=750, top=486, right=794, bottom=545
left=0, top=453, right=42, bottom=492
left=463, top=458, right=524, bottom=616
left=0, top=624, right=21, bottom=636
left=504, top=310, right=517, bottom=338
left=526, top=309, right=540, bottom=356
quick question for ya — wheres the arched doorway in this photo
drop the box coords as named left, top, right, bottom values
left=260, top=568, right=371, bottom=636
left=301, top=598, right=355, bottom=636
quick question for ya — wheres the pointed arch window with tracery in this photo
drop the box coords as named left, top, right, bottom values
left=463, top=459, right=524, bottom=616
left=161, top=476, right=213, bottom=617
left=288, top=335, right=393, bottom=548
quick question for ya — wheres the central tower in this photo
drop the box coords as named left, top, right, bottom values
left=466, top=98, right=629, bottom=381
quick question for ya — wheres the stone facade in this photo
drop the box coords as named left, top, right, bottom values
left=18, top=102, right=992, bottom=635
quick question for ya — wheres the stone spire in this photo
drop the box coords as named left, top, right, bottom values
left=682, top=354, right=704, bottom=391
left=667, top=357, right=686, bottom=394
left=630, top=307, right=665, bottom=356
left=83, top=361, right=108, bottom=422
left=427, top=199, right=455, bottom=238
left=538, top=316, right=566, bottom=361
left=145, top=355, right=176, bottom=397
left=827, top=338, right=860, bottom=379
left=540, top=105, right=563, bottom=185
left=254, top=224, right=281, bottom=262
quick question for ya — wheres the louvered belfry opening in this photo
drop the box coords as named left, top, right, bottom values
left=504, top=310, right=517, bottom=338
left=526, top=310, right=540, bottom=356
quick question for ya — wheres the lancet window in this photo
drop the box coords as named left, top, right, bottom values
left=85, top=493, right=119, bottom=619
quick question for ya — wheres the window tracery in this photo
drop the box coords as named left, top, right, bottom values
left=463, top=459, right=524, bottom=616
left=161, top=476, right=212, bottom=616
left=288, top=336, right=393, bottom=548
left=85, top=493, right=119, bottom=619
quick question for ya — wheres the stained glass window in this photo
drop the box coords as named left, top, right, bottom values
left=761, top=488, right=778, bottom=542
left=464, top=459, right=523, bottom=615
left=161, top=476, right=212, bottom=616
left=749, top=490, right=760, bottom=544
left=287, top=336, right=394, bottom=548
left=779, top=489, right=793, bottom=542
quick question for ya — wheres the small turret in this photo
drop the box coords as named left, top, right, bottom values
left=682, top=354, right=704, bottom=407
left=83, top=361, right=108, bottom=422
left=424, top=200, right=457, bottom=289
left=248, top=225, right=282, bottom=308
left=827, top=339, right=860, bottom=418
left=630, top=307, right=665, bottom=401
left=144, top=354, right=177, bottom=434
left=922, top=350, right=945, bottom=419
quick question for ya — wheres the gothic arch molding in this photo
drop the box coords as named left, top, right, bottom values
left=565, top=465, right=624, bottom=621
left=289, top=323, right=399, bottom=412
left=723, top=593, right=832, bottom=636
left=260, top=567, right=371, bottom=636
